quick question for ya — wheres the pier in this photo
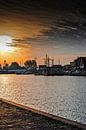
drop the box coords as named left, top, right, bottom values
left=0, top=98, right=86, bottom=130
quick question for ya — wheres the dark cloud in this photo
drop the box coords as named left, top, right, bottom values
left=0, top=0, right=86, bottom=56
left=13, top=38, right=30, bottom=43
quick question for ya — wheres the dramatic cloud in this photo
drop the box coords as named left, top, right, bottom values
left=0, top=0, right=86, bottom=64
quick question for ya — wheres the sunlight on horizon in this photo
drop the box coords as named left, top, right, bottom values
left=0, top=35, right=16, bottom=52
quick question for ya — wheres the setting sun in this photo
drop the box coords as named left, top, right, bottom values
left=0, top=35, right=15, bottom=52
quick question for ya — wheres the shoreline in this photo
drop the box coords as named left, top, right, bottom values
left=0, top=73, right=86, bottom=76
left=0, top=98, right=86, bottom=129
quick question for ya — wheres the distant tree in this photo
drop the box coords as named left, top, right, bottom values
left=24, top=60, right=37, bottom=69
left=9, top=62, right=21, bottom=70
left=24, top=60, right=32, bottom=68
left=21, top=66, right=26, bottom=69
left=32, top=60, right=37, bottom=68
left=0, top=64, right=2, bottom=70
left=3, top=60, right=9, bottom=70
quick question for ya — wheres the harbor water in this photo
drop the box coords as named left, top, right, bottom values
left=0, top=75, right=86, bottom=124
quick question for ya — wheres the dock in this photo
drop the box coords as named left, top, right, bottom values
left=0, top=98, right=86, bottom=130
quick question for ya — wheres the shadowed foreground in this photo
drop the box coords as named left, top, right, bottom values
left=0, top=99, right=86, bottom=130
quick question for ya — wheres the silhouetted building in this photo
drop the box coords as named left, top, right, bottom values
left=70, top=57, right=86, bottom=71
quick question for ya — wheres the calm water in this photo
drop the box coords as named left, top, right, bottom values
left=0, top=75, right=86, bottom=124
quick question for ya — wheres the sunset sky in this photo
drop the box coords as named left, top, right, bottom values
left=0, top=0, right=86, bottom=65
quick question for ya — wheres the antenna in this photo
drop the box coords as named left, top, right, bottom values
left=44, top=54, right=54, bottom=67
left=44, top=54, right=48, bottom=66
left=52, top=57, right=54, bottom=66
left=47, top=56, right=50, bottom=67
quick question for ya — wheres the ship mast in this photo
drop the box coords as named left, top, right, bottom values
left=44, top=54, right=54, bottom=67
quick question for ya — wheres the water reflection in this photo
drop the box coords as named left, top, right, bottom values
left=0, top=75, right=86, bottom=124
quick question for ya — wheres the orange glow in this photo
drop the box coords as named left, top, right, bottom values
left=0, top=43, right=34, bottom=65
left=0, top=18, right=47, bottom=65
left=0, top=35, right=16, bottom=52
left=0, top=17, right=85, bottom=66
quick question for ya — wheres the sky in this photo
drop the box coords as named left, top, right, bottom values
left=0, top=0, right=86, bottom=65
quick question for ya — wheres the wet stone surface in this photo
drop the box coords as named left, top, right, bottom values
left=0, top=100, right=85, bottom=130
